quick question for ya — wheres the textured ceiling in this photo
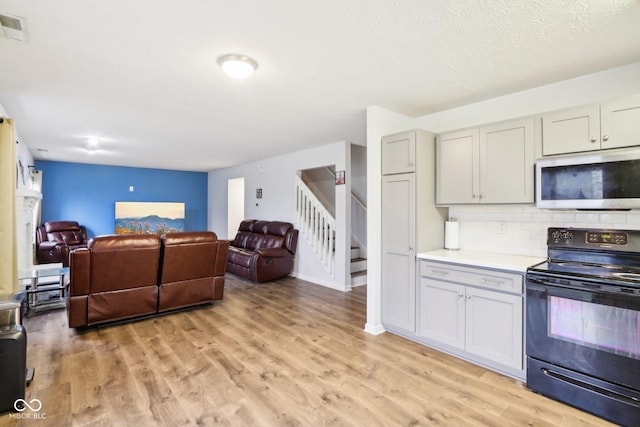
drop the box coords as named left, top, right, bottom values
left=1, top=0, right=639, bottom=171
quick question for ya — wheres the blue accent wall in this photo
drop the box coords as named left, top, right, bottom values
left=35, top=161, right=208, bottom=238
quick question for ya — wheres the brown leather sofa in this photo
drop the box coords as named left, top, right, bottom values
left=36, top=221, right=88, bottom=266
left=67, top=231, right=229, bottom=328
left=226, top=220, right=298, bottom=283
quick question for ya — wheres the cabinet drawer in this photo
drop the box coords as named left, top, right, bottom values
left=420, top=261, right=523, bottom=294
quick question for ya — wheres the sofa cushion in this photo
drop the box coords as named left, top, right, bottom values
left=88, top=235, right=161, bottom=293
left=265, top=221, right=293, bottom=236
left=45, top=221, right=84, bottom=246
left=227, top=247, right=254, bottom=268
left=45, top=221, right=80, bottom=233
left=160, top=232, right=218, bottom=283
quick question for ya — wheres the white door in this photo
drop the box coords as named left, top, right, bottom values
left=227, top=177, right=245, bottom=239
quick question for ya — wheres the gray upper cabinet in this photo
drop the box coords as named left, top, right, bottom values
left=542, top=94, right=640, bottom=156
left=435, top=128, right=479, bottom=204
left=437, top=117, right=535, bottom=205
left=382, top=131, right=416, bottom=175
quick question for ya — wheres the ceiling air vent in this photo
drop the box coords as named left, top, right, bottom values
left=0, top=14, right=27, bottom=41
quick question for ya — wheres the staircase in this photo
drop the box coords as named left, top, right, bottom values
left=295, top=174, right=367, bottom=287
left=350, top=246, right=367, bottom=287
left=295, top=176, right=336, bottom=277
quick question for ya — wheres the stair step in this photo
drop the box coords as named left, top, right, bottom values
left=351, top=270, right=367, bottom=287
left=350, top=258, right=367, bottom=273
left=350, top=246, right=360, bottom=259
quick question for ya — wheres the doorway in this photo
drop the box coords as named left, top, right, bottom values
left=227, top=177, right=244, bottom=239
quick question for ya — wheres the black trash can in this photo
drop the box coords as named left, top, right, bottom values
left=0, top=301, right=27, bottom=413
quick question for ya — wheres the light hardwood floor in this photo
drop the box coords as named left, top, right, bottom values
left=1, top=275, right=614, bottom=427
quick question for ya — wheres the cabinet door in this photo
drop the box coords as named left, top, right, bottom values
left=436, top=129, right=479, bottom=204
left=600, top=95, right=640, bottom=150
left=542, top=105, right=600, bottom=155
left=480, top=118, right=534, bottom=203
left=465, top=287, right=523, bottom=370
left=381, top=173, right=416, bottom=332
left=417, top=277, right=465, bottom=349
left=382, top=131, right=415, bottom=175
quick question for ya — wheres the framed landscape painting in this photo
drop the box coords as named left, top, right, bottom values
left=115, top=202, right=185, bottom=235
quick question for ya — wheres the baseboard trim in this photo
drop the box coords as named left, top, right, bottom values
left=290, top=272, right=350, bottom=292
left=364, top=322, right=386, bottom=335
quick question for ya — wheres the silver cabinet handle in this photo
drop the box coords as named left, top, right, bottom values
left=602, top=135, right=609, bottom=142
left=479, top=193, right=485, bottom=199
left=466, top=294, right=472, bottom=299
left=431, top=269, right=449, bottom=276
left=482, top=278, right=503, bottom=287
left=458, top=292, right=464, bottom=297
left=590, top=136, right=597, bottom=143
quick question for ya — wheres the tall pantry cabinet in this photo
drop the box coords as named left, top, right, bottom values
left=381, top=130, right=447, bottom=335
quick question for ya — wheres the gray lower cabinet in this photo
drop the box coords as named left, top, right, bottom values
left=417, top=260, right=525, bottom=380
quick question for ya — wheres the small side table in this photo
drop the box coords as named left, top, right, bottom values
left=18, top=265, right=70, bottom=315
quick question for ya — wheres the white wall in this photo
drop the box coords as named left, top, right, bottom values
left=208, top=141, right=352, bottom=290
left=415, top=62, right=640, bottom=134
left=365, top=61, right=640, bottom=335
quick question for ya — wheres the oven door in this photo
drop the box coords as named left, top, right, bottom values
left=526, top=272, right=640, bottom=391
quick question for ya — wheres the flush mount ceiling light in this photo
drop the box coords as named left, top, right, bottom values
left=86, top=138, right=99, bottom=153
left=217, top=54, right=258, bottom=79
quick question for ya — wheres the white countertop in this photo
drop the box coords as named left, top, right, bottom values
left=417, top=249, right=546, bottom=273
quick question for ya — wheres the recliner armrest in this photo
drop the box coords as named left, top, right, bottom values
left=38, top=241, right=62, bottom=250
left=254, top=248, right=289, bottom=258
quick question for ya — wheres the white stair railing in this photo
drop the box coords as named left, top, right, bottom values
left=294, top=175, right=335, bottom=277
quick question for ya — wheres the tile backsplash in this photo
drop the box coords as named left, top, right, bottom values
left=448, top=205, right=640, bottom=258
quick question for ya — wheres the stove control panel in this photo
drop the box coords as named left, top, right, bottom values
left=586, top=231, right=627, bottom=245
left=549, top=229, right=574, bottom=245
left=548, top=228, right=632, bottom=248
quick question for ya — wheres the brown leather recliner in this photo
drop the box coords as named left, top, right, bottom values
left=226, top=220, right=298, bottom=283
left=158, top=232, right=229, bottom=312
left=36, top=221, right=88, bottom=266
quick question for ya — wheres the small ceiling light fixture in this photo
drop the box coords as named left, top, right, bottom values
left=217, top=54, right=258, bottom=79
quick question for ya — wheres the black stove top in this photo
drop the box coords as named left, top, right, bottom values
left=528, top=259, right=640, bottom=287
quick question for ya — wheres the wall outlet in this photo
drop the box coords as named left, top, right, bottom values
left=497, top=221, right=507, bottom=235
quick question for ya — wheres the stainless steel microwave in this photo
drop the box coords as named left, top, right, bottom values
left=536, top=148, right=640, bottom=209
